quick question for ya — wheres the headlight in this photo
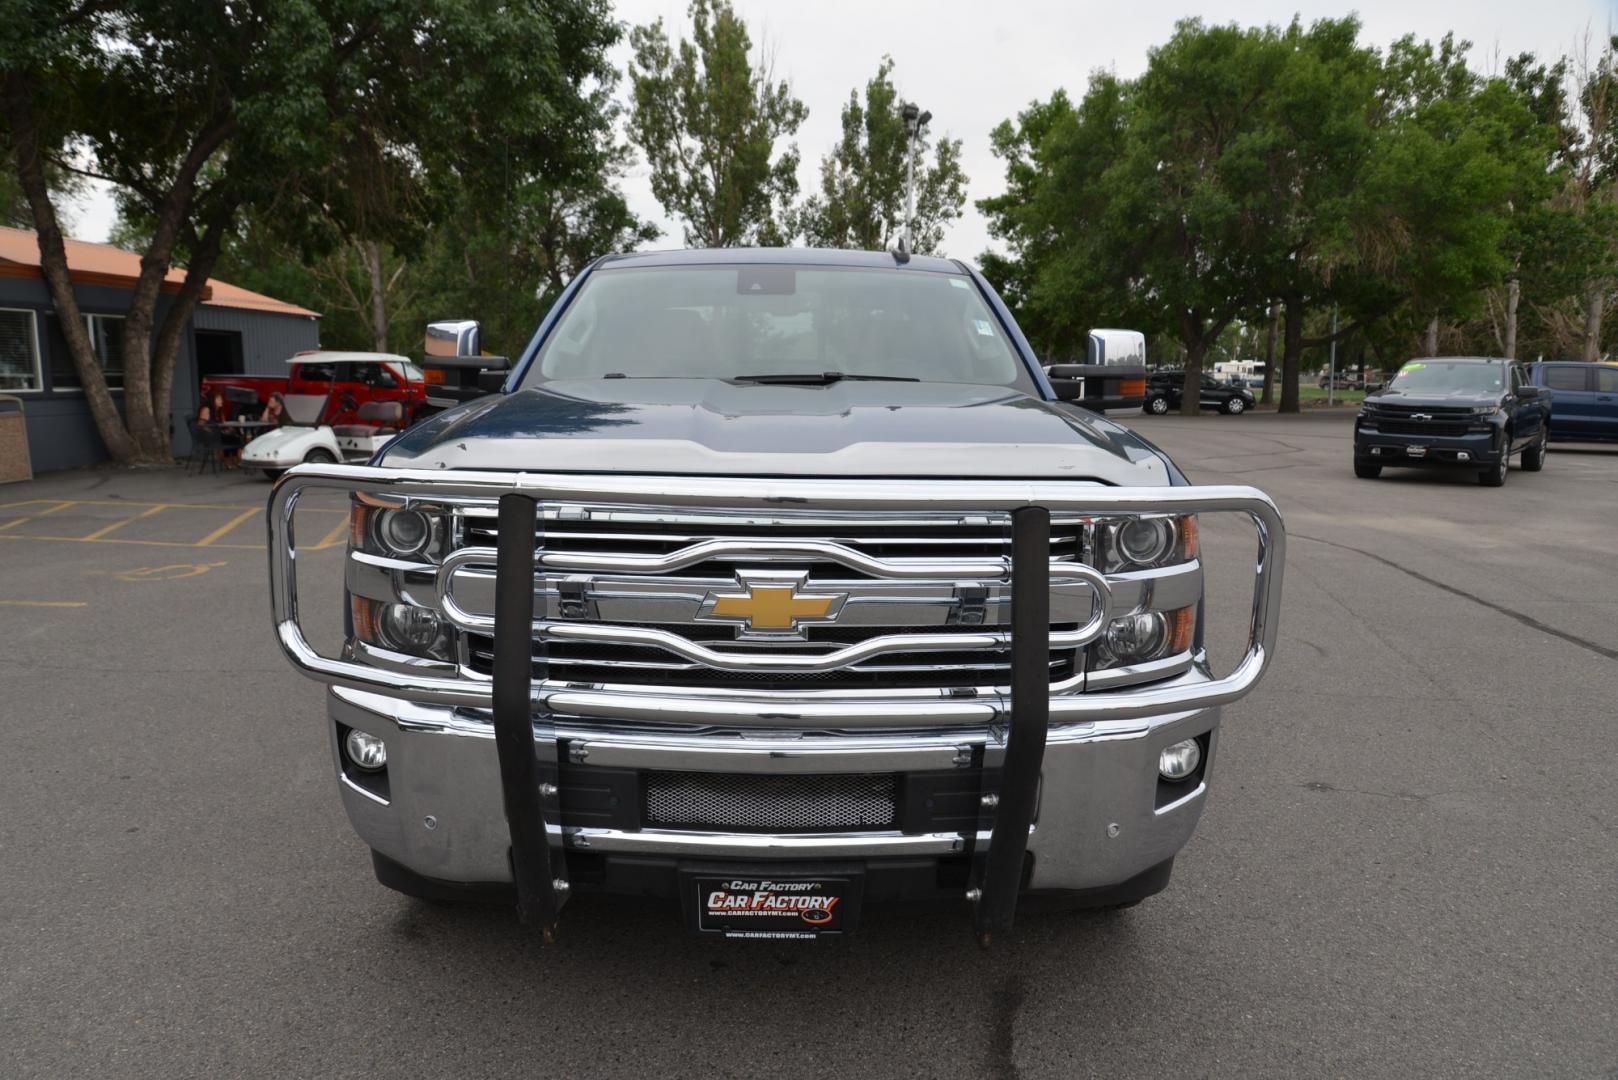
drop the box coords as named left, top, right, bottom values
left=1105, top=611, right=1168, bottom=661
left=1470, top=405, right=1500, bottom=416
left=1093, top=606, right=1196, bottom=670
left=1102, top=514, right=1195, bottom=571
left=352, top=596, right=453, bottom=661
left=379, top=602, right=448, bottom=655
left=375, top=508, right=433, bottom=557
left=1111, top=517, right=1175, bottom=566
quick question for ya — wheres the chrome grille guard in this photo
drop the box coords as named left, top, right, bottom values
left=267, top=463, right=1283, bottom=941
left=267, top=464, right=1285, bottom=725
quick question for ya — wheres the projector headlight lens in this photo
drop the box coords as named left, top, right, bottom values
left=375, top=508, right=432, bottom=557
left=1113, top=517, right=1176, bottom=567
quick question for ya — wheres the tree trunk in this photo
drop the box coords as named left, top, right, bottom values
left=1178, top=342, right=1205, bottom=416
left=1262, top=304, right=1278, bottom=406
left=361, top=240, right=389, bottom=352
left=111, top=119, right=233, bottom=462
left=1278, top=298, right=1304, bottom=414
left=3, top=73, right=140, bottom=463
left=1584, top=282, right=1605, bottom=362
left=152, top=211, right=233, bottom=438
left=1424, top=316, right=1439, bottom=358
left=1504, top=278, right=1520, bottom=360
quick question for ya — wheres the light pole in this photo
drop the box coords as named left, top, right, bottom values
left=901, top=102, right=931, bottom=251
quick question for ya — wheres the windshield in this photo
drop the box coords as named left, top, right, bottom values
left=525, top=266, right=1028, bottom=387
left=1388, top=361, right=1505, bottom=394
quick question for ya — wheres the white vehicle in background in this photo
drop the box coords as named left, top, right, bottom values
left=1211, top=360, right=1267, bottom=386
left=240, top=353, right=413, bottom=478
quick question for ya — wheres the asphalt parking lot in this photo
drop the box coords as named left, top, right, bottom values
left=3, top=411, right=1616, bottom=1079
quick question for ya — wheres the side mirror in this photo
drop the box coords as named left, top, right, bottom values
left=426, top=319, right=481, bottom=359
left=1516, top=384, right=1542, bottom=399
left=1087, top=329, right=1146, bottom=367
left=423, top=320, right=511, bottom=406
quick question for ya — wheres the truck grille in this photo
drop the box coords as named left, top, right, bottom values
left=1374, top=419, right=1472, bottom=437
left=456, top=508, right=1087, bottom=693
left=643, top=771, right=898, bottom=831
left=454, top=507, right=1090, bottom=693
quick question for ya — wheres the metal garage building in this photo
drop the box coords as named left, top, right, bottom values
left=0, top=226, right=320, bottom=473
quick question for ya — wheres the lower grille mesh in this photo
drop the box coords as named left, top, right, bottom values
left=643, top=771, right=898, bottom=832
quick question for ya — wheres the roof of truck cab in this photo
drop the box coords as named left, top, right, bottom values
left=286, top=351, right=412, bottom=365
left=1404, top=356, right=1508, bottom=364
left=594, top=247, right=966, bottom=274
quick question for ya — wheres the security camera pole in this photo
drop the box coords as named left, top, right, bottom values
left=901, top=102, right=932, bottom=251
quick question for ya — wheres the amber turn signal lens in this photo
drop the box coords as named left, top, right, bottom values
left=423, top=367, right=445, bottom=385
left=348, top=503, right=370, bottom=550
left=1179, top=515, right=1199, bottom=560
left=1167, top=606, right=1196, bottom=654
left=351, top=595, right=381, bottom=643
left=1120, top=378, right=1146, bottom=397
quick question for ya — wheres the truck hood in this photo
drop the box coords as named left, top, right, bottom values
left=379, top=379, right=1169, bottom=485
left=1366, top=388, right=1501, bottom=408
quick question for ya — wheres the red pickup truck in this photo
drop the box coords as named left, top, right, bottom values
left=201, top=351, right=429, bottom=427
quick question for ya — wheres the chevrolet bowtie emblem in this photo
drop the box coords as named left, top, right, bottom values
left=697, top=571, right=848, bottom=638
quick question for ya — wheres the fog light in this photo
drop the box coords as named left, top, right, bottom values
left=375, top=508, right=432, bottom=557
left=1159, top=738, right=1201, bottom=781
left=344, top=729, right=387, bottom=771
left=379, top=602, right=447, bottom=656
left=1457, top=451, right=1470, bottom=462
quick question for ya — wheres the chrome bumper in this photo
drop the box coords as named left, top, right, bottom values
left=330, top=686, right=1219, bottom=891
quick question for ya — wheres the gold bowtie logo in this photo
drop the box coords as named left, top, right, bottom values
left=698, top=572, right=847, bottom=636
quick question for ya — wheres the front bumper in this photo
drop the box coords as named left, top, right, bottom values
left=1354, top=422, right=1501, bottom=466
left=329, top=685, right=1218, bottom=894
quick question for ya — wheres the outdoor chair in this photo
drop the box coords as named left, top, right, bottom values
left=187, top=417, right=225, bottom=476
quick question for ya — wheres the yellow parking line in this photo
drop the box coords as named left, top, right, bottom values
left=0, top=599, right=87, bottom=608
left=311, top=518, right=352, bottom=550
left=197, top=507, right=260, bottom=547
left=0, top=500, right=74, bottom=532
left=0, top=533, right=261, bottom=550
left=80, top=503, right=171, bottom=541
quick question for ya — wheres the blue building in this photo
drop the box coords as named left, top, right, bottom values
left=0, top=226, right=320, bottom=472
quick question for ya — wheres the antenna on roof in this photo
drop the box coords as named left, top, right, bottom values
left=889, top=235, right=910, bottom=265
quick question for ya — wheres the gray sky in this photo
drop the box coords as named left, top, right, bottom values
left=66, top=0, right=1615, bottom=262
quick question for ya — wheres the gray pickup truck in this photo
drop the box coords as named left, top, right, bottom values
left=267, top=248, right=1285, bottom=942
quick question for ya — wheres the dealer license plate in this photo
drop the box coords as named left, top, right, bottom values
left=1406, top=445, right=1428, bottom=458
left=687, top=872, right=862, bottom=939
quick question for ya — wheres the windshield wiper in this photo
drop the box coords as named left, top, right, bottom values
left=730, top=371, right=920, bottom=385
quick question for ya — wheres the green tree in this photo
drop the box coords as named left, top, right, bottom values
left=1, top=0, right=619, bottom=464
left=982, top=21, right=1285, bottom=413
left=798, top=58, right=966, bottom=254
left=627, top=0, right=807, bottom=247
left=1239, top=17, right=1384, bottom=412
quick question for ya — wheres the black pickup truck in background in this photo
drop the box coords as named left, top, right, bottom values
left=1354, top=357, right=1551, bottom=487
left=1043, top=329, right=1149, bottom=413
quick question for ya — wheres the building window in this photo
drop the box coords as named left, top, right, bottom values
left=0, top=308, right=42, bottom=391
left=51, top=313, right=126, bottom=390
